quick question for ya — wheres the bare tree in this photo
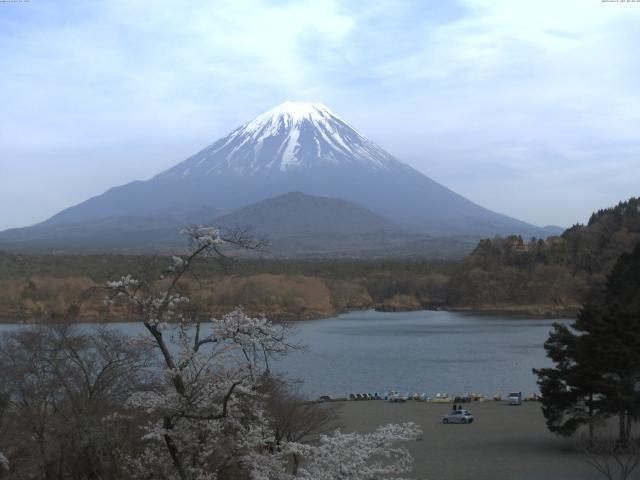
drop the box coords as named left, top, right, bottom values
left=581, top=436, right=640, bottom=480
left=0, top=325, right=155, bottom=480
left=262, top=377, right=341, bottom=474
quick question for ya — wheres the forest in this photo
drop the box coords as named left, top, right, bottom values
left=0, top=197, right=638, bottom=322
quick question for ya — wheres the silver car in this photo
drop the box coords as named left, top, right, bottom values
left=442, top=409, right=474, bottom=424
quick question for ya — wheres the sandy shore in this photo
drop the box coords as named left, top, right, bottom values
left=337, top=400, right=603, bottom=480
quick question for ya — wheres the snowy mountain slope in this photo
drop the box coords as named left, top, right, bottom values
left=0, top=101, right=561, bottom=252
left=160, top=102, right=404, bottom=177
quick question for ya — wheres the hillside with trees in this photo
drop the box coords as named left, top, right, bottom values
left=0, top=198, right=637, bottom=322
left=447, top=197, right=640, bottom=314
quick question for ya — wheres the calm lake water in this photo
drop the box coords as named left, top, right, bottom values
left=0, top=310, right=569, bottom=398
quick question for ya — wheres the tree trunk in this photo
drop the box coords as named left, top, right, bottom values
left=625, top=411, right=632, bottom=442
left=163, top=416, right=187, bottom=480
left=37, top=433, right=53, bottom=480
left=292, top=453, right=300, bottom=476
left=588, top=393, right=594, bottom=447
left=619, top=409, right=629, bottom=446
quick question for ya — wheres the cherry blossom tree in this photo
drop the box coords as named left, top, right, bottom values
left=286, top=423, right=421, bottom=480
left=104, top=227, right=291, bottom=479
left=105, top=226, right=421, bottom=480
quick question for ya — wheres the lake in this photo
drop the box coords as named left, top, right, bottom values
left=0, top=309, right=569, bottom=399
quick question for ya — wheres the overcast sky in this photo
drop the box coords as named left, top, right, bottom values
left=1, top=0, right=639, bottom=230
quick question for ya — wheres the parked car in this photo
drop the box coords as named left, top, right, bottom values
left=442, top=409, right=474, bottom=424
left=387, top=391, right=407, bottom=402
left=508, top=392, right=522, bottom=405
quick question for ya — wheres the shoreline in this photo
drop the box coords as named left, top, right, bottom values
left=0, top=304, right=578, bottom=325
left=443, top=305, right=579, bottom=319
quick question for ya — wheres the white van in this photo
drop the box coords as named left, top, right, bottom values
left=508, top=392, right=522, bottom=405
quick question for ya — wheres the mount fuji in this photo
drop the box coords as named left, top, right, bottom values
left=0, top=101, right=560, bottom=253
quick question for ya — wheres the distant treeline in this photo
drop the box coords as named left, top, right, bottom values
left=1, top=197, right=638, bottom=321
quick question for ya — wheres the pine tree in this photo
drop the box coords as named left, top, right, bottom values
left=586, top=242, right=640, bottom=444
left=534, top=316, right=605, bottom=443
left=535, top=242, right=640, bottom=444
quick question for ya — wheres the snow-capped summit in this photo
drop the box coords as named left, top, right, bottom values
left=161, top=101, right=402, bottom=177
left=246, top=101, right=340, bottom=129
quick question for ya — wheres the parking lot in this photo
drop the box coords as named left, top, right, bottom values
left=338, top=400, right=604, bottom=480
